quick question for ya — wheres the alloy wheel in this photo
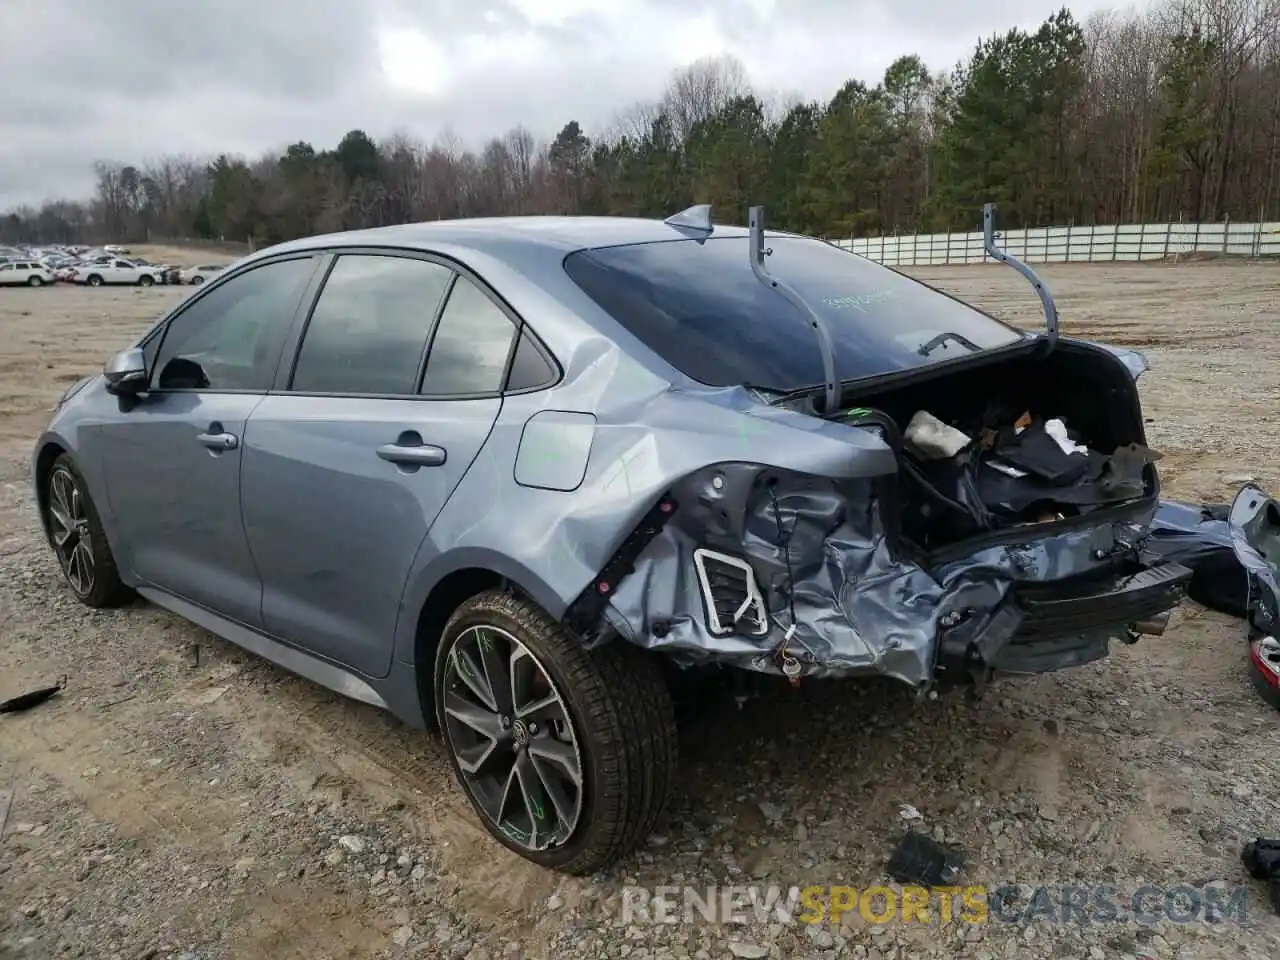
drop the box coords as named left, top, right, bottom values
left=47, top=466, right=95, bottom=597
left=440, top=624, right=584, bottom=851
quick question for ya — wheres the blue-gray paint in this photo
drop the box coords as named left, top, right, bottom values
left=32, top=213, right=1179, bottom=729
left=1229, top=483, right=1280, bottom=635
left=515, top=410, right=596, bottom=492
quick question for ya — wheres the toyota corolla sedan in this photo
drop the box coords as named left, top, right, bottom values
left=33, top=209, right=1190, bottom=873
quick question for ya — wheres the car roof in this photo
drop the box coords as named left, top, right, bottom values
left=264, top=215, right=786, bottom=260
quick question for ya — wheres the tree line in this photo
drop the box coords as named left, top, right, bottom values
left=2, top=0, right=1278, bottom=248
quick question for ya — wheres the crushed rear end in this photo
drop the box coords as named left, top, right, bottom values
left=565, top=203, right=1190, bottom=692
left=578, top=340, right=1190, bottom=692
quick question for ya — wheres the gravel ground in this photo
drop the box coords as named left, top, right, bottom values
left=2, top=260, right=1280, bottom=960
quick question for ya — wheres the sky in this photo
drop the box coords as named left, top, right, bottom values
left=0, top=0, right=1150, bottom=211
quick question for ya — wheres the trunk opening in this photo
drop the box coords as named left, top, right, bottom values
left=825, top=340, right=1159, bottom=558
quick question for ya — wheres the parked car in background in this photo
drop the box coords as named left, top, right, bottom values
left=128, top=258, right=177, bottom=284
left=70, top=259, right=163, bottom=287
left=179, top=264, right=226, bottom=285
left=0, top=261, right=55, bottom=286
left=32, top=211, right=1187, bottom=875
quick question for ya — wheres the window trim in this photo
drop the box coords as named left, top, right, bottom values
left=500, top=324, right=560, bottom=396
left=144, top=252, right=327, bottom=396
left=415, top=271, right=519, bottom=402
left=281, top=251, right=455, bottom=398
left=272, top=245, right=563, bottom=401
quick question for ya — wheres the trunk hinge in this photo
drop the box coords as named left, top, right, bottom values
left=748, top=205, right=842, bottom=414
left=982, top=202, right=1059, bottom=354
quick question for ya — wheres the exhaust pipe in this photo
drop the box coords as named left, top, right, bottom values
left=1130, top=611, right=1172, bottom=638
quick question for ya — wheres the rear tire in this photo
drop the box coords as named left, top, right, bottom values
left=190, top=275, right=204, bottom=285
left=138, top=274, right=154, bottom=287
left=86, top=274, right=103, bottom=287
left=43, top=453, right=134, bottom=608
left=434, top=589, right=678, bottom=874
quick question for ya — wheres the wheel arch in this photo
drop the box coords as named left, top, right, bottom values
left=403, top=553, right=563, bottom=723
left=33, top=439, right=69, bottom=546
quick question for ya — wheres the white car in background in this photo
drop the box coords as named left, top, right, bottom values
left=0, top=261, right=55, bottom=286
left=179, top=264, right=226, bottom=285
left=71, top=259, right=163, bottom=287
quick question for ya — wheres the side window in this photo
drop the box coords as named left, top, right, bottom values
left=0, top=265, right=11, bottom=272
left=153, top=257, right=316, bottom=392
left=505, top=328, right=556, bottom=392
left=420, top=275, right=517, bottom=397
left=15, top=263, right=28, bottom=271
left=290, top=254, right=453, bottom=395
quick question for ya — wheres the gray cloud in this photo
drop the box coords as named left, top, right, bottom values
left=0, top=0, right=1148, bottom=210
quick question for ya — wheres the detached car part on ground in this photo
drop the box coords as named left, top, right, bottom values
left=1227, top=486, right=1280, bottom=708
left=1147, top=488, right=1280, bottom=708
left=34, top=204, right=1190, bottom=875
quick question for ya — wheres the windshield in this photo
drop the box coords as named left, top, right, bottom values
left=563, top=235, right=1025, bottom=391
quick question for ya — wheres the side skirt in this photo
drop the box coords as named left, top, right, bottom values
left=136, top=586, right=390, bottom=710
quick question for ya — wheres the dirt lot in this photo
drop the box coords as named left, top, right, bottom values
left=2, top=260, right=1279, bottom=960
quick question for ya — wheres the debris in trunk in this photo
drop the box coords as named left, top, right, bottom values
left=904, top=411, right=971, bottom=460
left=899, top=407, right=1160, bottom=549
left=886, top=830, right=964, bottom=885
left=0, top=676, right=67, bottom=714
left=1241, top=838, right=1280, bottom=915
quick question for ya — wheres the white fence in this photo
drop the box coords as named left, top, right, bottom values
left=836, top=220, right=1280, bottom=266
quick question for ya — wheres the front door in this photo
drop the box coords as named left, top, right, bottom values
left=240, top=255, right=522, bottom=678
left=98, top=255, right=322, bottom=625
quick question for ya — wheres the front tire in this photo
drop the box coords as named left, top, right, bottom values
left=28, top=275, right=43, bottom=287
left=434, top=589, right=678, bottom=874
left=190, top=275, right=204, bottom=285
left=43, top=454, right=133, bottom=608
left=138, top=274, right=154, bottom=287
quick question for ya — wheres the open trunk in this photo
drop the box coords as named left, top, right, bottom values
left=589, top=340, right=1191, bottom=691
left=832, top=339, right=1160, bottom=561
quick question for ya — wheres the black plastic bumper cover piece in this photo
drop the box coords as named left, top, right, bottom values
left=938, top=560, right=1192, bottom=678
left=1009, top=560, right=1192, bottom=639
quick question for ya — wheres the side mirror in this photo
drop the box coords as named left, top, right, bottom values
left=104, top=347, right=148, bottom=396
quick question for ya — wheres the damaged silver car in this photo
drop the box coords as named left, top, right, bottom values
left=33, top=204, right=1191, bottom=874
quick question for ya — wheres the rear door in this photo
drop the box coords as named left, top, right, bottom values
left=240, top=252, right=523, bottom=677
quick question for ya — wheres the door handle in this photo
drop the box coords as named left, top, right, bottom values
left=197, top=431, right=239, bottom=451
left=377, top=442, right=446, bottom=467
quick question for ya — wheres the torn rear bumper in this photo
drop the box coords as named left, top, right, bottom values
left=937, top=560, right=1191, bottom=683
left=576, top=466, right=1191, bottom=689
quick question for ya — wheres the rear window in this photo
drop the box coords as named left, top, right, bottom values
left=563, top=236, right=1024, bottom=390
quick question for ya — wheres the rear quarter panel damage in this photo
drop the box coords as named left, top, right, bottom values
left=601, top=456, right=1160, bottom=687
left=393, top=375, right=895, bottom=665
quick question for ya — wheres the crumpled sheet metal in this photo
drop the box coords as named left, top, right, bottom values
left=599, top=463, right=1150, bottom=686
left=1228, top=484, right=1280, bottom=635
left=1148, top=499, right=1247, bottom=617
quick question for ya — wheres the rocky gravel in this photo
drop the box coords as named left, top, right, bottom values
left=3, top=261, right=1280, bottom=959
